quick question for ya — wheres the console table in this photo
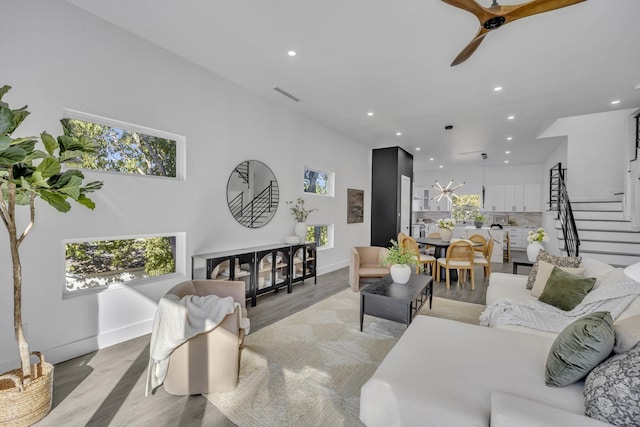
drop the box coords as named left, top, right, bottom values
left=192, top=242, right=317, bottom=306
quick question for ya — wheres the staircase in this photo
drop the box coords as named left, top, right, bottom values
left=557, top=200, right=640, bottom=267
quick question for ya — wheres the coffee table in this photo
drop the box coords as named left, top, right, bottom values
left=360, top=274, right=433, bottom=332
left=512, top=258, right=534, bottom=274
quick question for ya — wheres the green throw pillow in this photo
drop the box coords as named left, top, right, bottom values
left=538, top=266, right=596, bottom=311
left=546, top=311, right=614, bottom=387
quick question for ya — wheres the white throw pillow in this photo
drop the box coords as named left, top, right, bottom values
left=530, top=260, right=585, bottom=298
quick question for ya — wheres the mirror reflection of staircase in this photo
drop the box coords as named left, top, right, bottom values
left=228, top=161, right=279, bottom=228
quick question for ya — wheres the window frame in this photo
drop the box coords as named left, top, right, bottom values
left=306, top=223, right=333, bottom=250
left=62, top=232, right=185, bottom=298
left=63, top=108, right=186, bottom=180
left=303, top=166, right=335, bottom=197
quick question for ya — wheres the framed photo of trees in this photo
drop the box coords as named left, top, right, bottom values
left=347, top=188, right=364, bottom=224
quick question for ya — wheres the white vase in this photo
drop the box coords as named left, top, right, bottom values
left=294, top=222, right=307, bottom=242
left=439, top=228, right=453, bottom=242
left=527, top=241, right=544, bottom=262
left=390, top=264, right=412, bottom=284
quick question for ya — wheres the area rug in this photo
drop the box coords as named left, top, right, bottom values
left=205, top=289, right=485, bottom=426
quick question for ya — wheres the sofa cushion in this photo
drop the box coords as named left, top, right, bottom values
left=491, top=391, right=613, bottom=427
left=538, top=267, right=596, bottom=311
left=613, top=315, right=640, bottom=354
left=359, top=265, right=390, bottom=277
left=546, top=311, right=614, bottom=387
left=584, top=344, right=640, bottom=426
left=580, top=258, right=616, bottom=286
left=530, top=260, right=586, bottom=298
left=527, top=250, right=581, bottom=290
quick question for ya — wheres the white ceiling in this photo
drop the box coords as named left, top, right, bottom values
left=65, top=0, right=640, bottom=172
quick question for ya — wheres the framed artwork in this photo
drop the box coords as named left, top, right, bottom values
left=347, top=188, right=364, bottom=224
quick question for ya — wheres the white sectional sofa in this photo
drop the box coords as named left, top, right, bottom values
left=360, top=257, right=639, bottom=427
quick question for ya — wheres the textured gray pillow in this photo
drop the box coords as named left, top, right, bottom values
left=613, top=315, right=640, bottom=354
left=546, top=311, right=614, bottom=387
left=527, top=250, right=581, bottom=290
left=584, top=344, right=640, bottom=426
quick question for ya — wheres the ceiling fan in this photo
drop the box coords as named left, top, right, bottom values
left=442, top=0, right=586, bottom=66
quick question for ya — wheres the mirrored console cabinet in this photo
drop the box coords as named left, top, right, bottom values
left=192, top=242, right=317, bottom=306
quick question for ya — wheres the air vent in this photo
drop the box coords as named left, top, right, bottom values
left=273, top=87, right=301, bottom=102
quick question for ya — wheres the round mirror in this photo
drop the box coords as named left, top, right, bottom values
left=227, top=160, right=279, bottom=228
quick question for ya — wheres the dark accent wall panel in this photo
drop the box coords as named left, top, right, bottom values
left=371, top=147, right=413, bottom=247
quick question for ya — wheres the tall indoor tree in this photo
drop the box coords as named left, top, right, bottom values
left=0, top=85, right=103, bottom=419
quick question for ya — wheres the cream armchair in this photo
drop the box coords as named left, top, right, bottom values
left=349, top=246, right=390, bottom=292
left=163, top=280, right=247, bottom=395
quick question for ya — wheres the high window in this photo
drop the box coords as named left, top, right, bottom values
left=304, top=167, right=334, bottom=196
left=62, top=109, right=185, bottom=179
left=64, top=234, right=181, bottom=295
left=306, top=224, right=333, bottom=250
left=450, top=194, right=481, bottom=222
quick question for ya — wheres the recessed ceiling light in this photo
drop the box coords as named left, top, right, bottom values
left=504, top=160, right=509, bottom=164
left=505, top=150, right=510, bottom=154
left=439, top=165, right=444, bottom=168
left=494, top=86, right=503, bottom=92
left=396, top=132, right=402, bottom=136
left=611, top=100, right=621, bottom=105
left=367, top=112, right=374, bottom=116
left=416, top=147, right=421, bottom=151
left=287, top=50, right=296, bottom=56
left=429, top=157, right=435, bottom=161
left=506, top=136, right=513, bottom=141
left=507, top=115, right=515, bottom=120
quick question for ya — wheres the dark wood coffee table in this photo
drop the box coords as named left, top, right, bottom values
left=360, top=274, right=433, bottom=332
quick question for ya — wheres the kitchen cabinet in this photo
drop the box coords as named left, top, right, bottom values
left=485, top=184, right=541, bottom=212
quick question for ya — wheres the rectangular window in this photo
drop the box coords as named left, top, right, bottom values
left=64, top=234, right=180, bottom=295
left=306, top=224, right=333, bottom=249
left=304, top=167, right=334, bottom=196
left=62, top=109, right=185, bottom=179
left=450, top=194, right=481, bottom=222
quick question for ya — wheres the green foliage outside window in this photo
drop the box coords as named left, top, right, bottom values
left=65, top=236, right=176, bottom=291
left=304, top=168, right=330, bottom=195
left=63, top=118, right=177, bottom=177
left=450, top=194, right=481, bottom=222
left=306, top=225, right=329, bottom=248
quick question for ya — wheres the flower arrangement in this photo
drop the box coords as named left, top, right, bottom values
left=286, top=197, right=317, bottom=223
left=527, top=227, right=549, bottom=243
left=383, top=239, right=416, bottom=266
left=437, top=218, right=456, bottom=231
left=474, top=213, right=486, bottom=222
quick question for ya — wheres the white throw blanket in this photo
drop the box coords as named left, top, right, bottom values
left=480, top=273, right=640, bottom=333
left=145, top=294, right=249, bottom=396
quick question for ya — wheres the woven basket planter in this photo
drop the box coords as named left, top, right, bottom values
left=0, top=352, right=53, bottom=427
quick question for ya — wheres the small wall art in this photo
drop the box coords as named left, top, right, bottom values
left=347, top=188, right=364, bottom=224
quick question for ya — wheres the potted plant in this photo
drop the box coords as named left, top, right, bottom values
left=383, top=239, right=416, bottom=284
left=474, top=213, right=486, bottom=228
left=526, top=227, right=549, bottom=262
left=286, top=197, right=317, bottom=242
left=437, top=218, right=456, bottom=242
left=0, top=85, right=103, bottom=426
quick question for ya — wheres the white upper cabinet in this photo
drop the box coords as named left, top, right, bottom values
left=485, top=184, right=542, bottom=212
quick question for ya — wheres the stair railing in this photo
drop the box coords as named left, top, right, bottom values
left=234, top=161, right=250, bottom=185
left=234, top=181, right=279, bottom=228
left=549, top=162, right=580, bottom=257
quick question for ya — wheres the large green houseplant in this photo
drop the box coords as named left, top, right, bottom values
left=0, top=85, right=103, bottom=425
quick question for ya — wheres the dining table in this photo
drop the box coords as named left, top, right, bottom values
left=415, top=237, right=482, bottom=282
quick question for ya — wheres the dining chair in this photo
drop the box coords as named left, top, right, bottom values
left=468, top=234, right=487, bottom=255
left=423, top=232, right=440, bottom=256
left=473, top=238, right=494, bottom=278
left=435, top=240, right=475, bottom=290
left=402, top=235, right=436, bottom=275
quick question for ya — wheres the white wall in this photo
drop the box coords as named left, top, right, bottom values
left=414, top=164, right=545, bottom=199
left=540, top=109, right=635, bottom=201
left=0, top=0, right=372, bottom=371
left=541, top=139, right=569, bottom=255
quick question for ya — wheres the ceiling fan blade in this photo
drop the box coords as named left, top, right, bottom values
left=451, top=30, right=488, bottom=66
left=440, top=0, right=486, bottom=19
left=507, top=0, right=586, bottom=21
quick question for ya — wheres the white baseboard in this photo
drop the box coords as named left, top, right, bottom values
left=317, top=259, right=349, bottom=276
left=0, top=319, right=153, bottom=373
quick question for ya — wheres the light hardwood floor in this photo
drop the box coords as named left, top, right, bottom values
left=36, top=254, right=525, bottom=426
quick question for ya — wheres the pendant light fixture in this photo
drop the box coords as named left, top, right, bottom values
left=431, top=124, right=465, bottom=203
